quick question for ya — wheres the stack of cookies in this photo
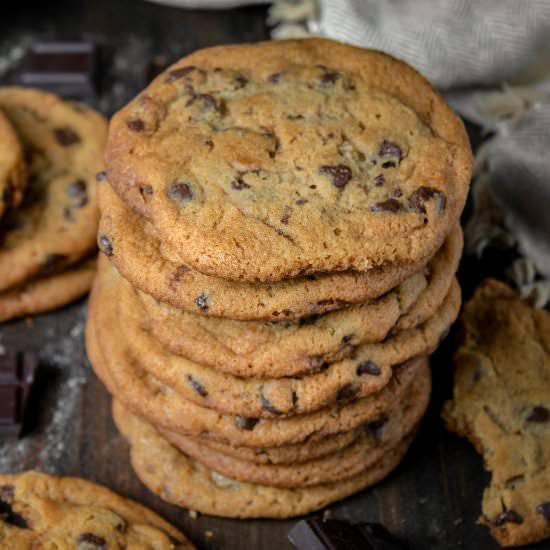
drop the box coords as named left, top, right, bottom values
left=0, top=87, right=107, bottom=323
left=86, top=39, right=472, bottom=518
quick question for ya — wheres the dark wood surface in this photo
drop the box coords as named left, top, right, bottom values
left=0, top=2, right=548, bottom=549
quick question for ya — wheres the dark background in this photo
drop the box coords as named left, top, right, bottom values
left=0, top=1, right=546, bottom=549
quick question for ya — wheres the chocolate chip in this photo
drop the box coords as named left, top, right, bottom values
left=169, top=265, right=190, bottom=289
left=342, top=334, right=353, bottom=344
left=393, top=188, right=403, bottom=198
left=235, top=416, right=259, bottom=430
left=526, top=406, right=550, bottom=423
left=165, top=66, right=196, bottom=82
left=370, top=199, right=401, bottom=213
left=95, top=171, right=107, bottom=182
left=365, top=415, right=389, bottom=440
left=337, top=384, right=359, bottom=402
left=195, top=293, right=209, bottom=311
left=186, top=375, right=208, bottom=398
left=98, top=234, right=113, bottom=257
left=260, top=394, right=283, bottom=415
left=235, top=75, right=248, bottom=88
left=490, top=510, right=524, bottom=526
left=167, top=182, right=193, bottom=202
left=67, top=179, right=88, bottom=207
left=127, top=118, right=145, bottom=132
left=409, top=186, right=446, bottom=214
left=296, top=198, right=308, bottom=206
left=319, top=164, right=352, bottom=189
left=77, top=533, right=107, bottom=549
left=139, top=184, right=153, bottom=198
left=537, top=502, right=550, bottom=520
left=374, top=174, right=385, bottom=186
left=280, top=212, right=290, bottom=225
left=38, top=253, right=67, bottom=276
left=186, top=93, right=218, bottom=112
left=379, top=140, right=402, bottom=161
left=268, top=72, right=282, bottom=84
left=0, top=485, right=14, bottom=501
left=0, top=500, right=29, bottom=529
left=317, top=65, right=340, bottom=86
left=231, top=178, right=250, bottom=191
left=53, top=127, right=80, bottom=146
left=309, top=356, right=328, bottom=370
left=357, top=360, right=381, bottom=376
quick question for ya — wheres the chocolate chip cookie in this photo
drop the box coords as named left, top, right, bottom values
left=113, top=400, right=416, bottom=519
left=0, top=87, right=107, bottom=292
left=443, top=279, right=550, bottom=547
left=0, top=470, right=194, bottom=548
left=0, top=108, right=26, bottom=218
left=98, top=181, right=442, bottom=321
left=105, top=38, right=472, bottom=282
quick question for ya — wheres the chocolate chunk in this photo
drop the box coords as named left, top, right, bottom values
left=319, top=165, right=352, bottom=189
left=235, top=416, right=259, bottom=431
left=38, top=253, right=67, bottom=276
left=260, top=394, right=283, bottom=415
left=0, top=348, right=39, bottom=439
left=537, top=502, right=550, bottom=521
left=491, top=510, right=524, bottom=526
left=98, top=234, right=113, bottom=257
left=409, top=186, right=446, bottom=215
left=95, top=171, right=107, bottom=182
left=374, top=174, right=385, bottom=186
left=186, top=93, right=218, bottom=112
left=53, top=127, right=80, bottom=146
left=370, top=198, right=401, bottom=213
left=357, top=360, right=382, bottom=376
left=67, top=179, right=88, bottom=207
left=195, top=293, right=209, bottom=311
left=165, top=66, right=196, bottom=82
left=379, top=140, right=403, bottom=161
left=167, top=182, right=194, bottom=203
left=526, top=406, right=549, bottom=423
left=231, top=178, right=251, bottom=191
left=336, top=384, right=359, bottom=402
left=77, top=533, right=107, bottom=549
left=288, top=517, right=407, bottom=550
left=127, top=118, right=145, bottom=132
left=186, top=375, right=208, bottom=398
left=19, top=41, right=97, bottom=99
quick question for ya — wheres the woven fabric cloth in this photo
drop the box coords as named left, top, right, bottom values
left=146, top=0, right=550, bottom=301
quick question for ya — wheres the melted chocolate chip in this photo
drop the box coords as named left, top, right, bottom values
left=231, top=178, right=250, bottom=191
left=491, top=510, right=524, bottom=526
left=357, top=360, right=381, bottom=376
left=260, top=394, right=283, bottom=415
left=53, top=127, right=80, bottom=146
left=235, top=416, right=259, bottom=430
left=165, top=66, right=196, bottom=82
left=186, top=93, right=218, bottom=112
left=195, top=293, right=209, bottom=311
left=98, top=234, right=113, bottom=257
left=167, top=182, right=194, bottom=202
left=526, top=406, right=550, bottom=423
left=537, top=502, right=550, bottom=520
left=38, top=253, right=67, bottom=276
left=319, top=164, right=352, bottom=189
left=374, top=174, right=385, bottom=186
left=409, top=186, right=446, bottom=214
left=186, top=375, right=208, bottom=398
left=370, top=199, right=401, bottom=213
left=95, top=171, right=107, bottom=182
left=67, top=179, right=88, bottom=207
left=127, top=118, right=145, bottom=132
left=77, top=533, right=107, bottom=549
left=337, top=384, right=359, bottom=402
left=379, top=140, right=402, bottom=161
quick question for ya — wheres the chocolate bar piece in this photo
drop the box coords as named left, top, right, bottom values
left=0, top=347, right=39, bottom=438
left=288, top=517, right=407, bottom=550
left=19, top=42, right=97, bottom=99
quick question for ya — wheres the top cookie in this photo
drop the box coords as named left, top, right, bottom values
left=0, top=470, right=194, bottom=548
left=106, top=38, right=472, bottom=282
left=0, top=108, right=26, bottom=218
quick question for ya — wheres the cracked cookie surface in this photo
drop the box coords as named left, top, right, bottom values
left=443, top=279, right=550, bottom=547
left=105, top=38, right=472, bottom=282
left=0, top=470, right=194, bottom=549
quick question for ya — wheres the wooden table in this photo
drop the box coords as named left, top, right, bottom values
left=0, top=2, right=547, bottom=549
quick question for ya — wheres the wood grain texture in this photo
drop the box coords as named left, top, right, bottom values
left=0, top=2, right=548, bottom=549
